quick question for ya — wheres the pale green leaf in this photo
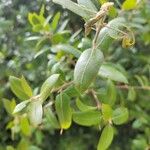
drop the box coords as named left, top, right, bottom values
left=122, top=0, right=137, bottom=10
left=73, top=110, right=101, bottom=126
left=52, top=44, right=81, bottom=58
left=112, top=107, right=129, bottom=125
left=20, top=115, right=31, bottom=136
left=98, top=63, right=128, bottom=84
left=74, top=48, right=104, bottom=92
left=40, top=74, right=60, bottom=102
left=76, top=98, right=96, bottom=111
left=128, top=87, right=136, bottom=101
left=55, top=93, right=72, bottom=129
left=28, top=101, right=43, bottom=126
left=51, top=12, right=61, bottom=31
left=52, top=0, right=96, bottom=20
left=21, top=76, right=33, bottom=98
left=77, top=0, right=98, bottom=11
left=13, top=100, right=30, bottom=114
left=97, top=124, right=114, bottom=150
left=9, top=76, right=30, bottom=100
left=45, top=107, right=60, bottom=129
left=102, top=104, right=113, bottom=121
left=3, top=99, right=16, bottom=115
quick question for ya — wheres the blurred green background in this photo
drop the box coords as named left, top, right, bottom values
left=0, top=0, right=150, bottom=149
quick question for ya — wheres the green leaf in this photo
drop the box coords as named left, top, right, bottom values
left=74, top=48, right=104, bottom=92
left=40, top=74, right=60, bottom=102
left=107, top=17, right=125, bottom=39
left=52, top=44, right=81, bottom=58
left=9, top=76, right=31, bottom=100
left=98, top=63, right=128, bottom=84
left=77, top=0, right=97, bottom=11
left=122, top=0, right=137, bottom=10
left=112, top=107, right=129, bottom=125
left=21, top=76, right=33, bottom=98
left=6, top=146, right=15, bottom=150
left=20, top=115, right=31, bottom=136
left=51, top=12, right=61, bottom=31
left=55, top=93, right=72, bottom=129
left=3, top=99, right=16, bottom=115
left=76, top=98, right=96, bottom=111
left=28, top=101, right=43, bottom=126
left=13, top=100, right=30, bottom=114
left=96, top=18, right=125, bottom=48
left=45, top=107, right=60, bottom=129
left=52, top=0, right=96, bottom=20
left=64, top=85, right=81, bottom=97
left=102, top=104, right=113, bottom=121
left=128, top=87, right=136, bottom=101
left=97, top=124, right=114, bottom=150
left=40, top=5, right=45, bottom=16
left=73, top=110, right=101, bottom=126
left=106, top=80, right=117, bottom=106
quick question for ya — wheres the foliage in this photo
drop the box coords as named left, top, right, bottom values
left=0, top=0, right=150, bottom=150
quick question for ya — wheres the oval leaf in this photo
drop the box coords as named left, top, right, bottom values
left=9, top=76, right=30, bottom=100
left=13, top=100, right=30, bottom=114
left=40, top=74, right=60, bottom=102
left=28, top=101, right=43, bottom=126
left=55, top=93, right=72, bottom=129
left=45, top=107, right=60, bottom=129
left=98, top=63, right=128, bottom=83
left=74, top=48, right=104, bottom=92
left=97, top=124, right=114, bottom=150
left=112, top=107, right=129, bottom=125
left=76, top=98, right=96, bottom=111
left=52, top=0, right=96, bottom=20
left=102, top=104, right=113, bottom=121
left=73, top=110, right=101, bottom=126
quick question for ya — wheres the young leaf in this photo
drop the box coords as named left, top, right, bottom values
left=9, top=76, right=30, bottom=100
left=52, top=0, right=96, bottom=20
left=55, top=93, right=72, bottom=129
left=45, top=107, right=60, bottom=129
left=98, top=63, right=128, bottom=84
left=112, top=107, right=129, bottom=125
left=3, top=99, right=16, bottom=115
left=21, top=76, right=33, bottom=98
left=77, top=0, right=98, bottom=11
left=51, top=12, right=61, bottom=31
left=122, top=0, right=137, bottom=10
left=28, top=101, right=43, bottom=126
left=73, top=110, right=101, bottom=126
left=102, top=104, right=113, bottom=121
left=20, top=115, right=31, bottom=136
left=40, top=74, right=60, bottom=102
left=74, top=48, right=104, bottom=92
left=76, top=98, right=96, bottom=111
left=97, top=124, right=114, bottom=150
left=13, top=100, right=30, bottom=114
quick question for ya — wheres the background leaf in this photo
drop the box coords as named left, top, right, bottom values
left=112, top=107, right=129, bottom=125
left=73, top=110, right=101, bottom=126
left=98, top=63, right=128, bottom=84
left=97, top=124, right=114, bottom=150
left=55, top=93, right=72, bottom=129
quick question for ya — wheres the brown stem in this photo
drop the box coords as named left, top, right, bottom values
left=90, top=89, right=101, bottom=109
left=52, top=81, right=73, bottom=93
